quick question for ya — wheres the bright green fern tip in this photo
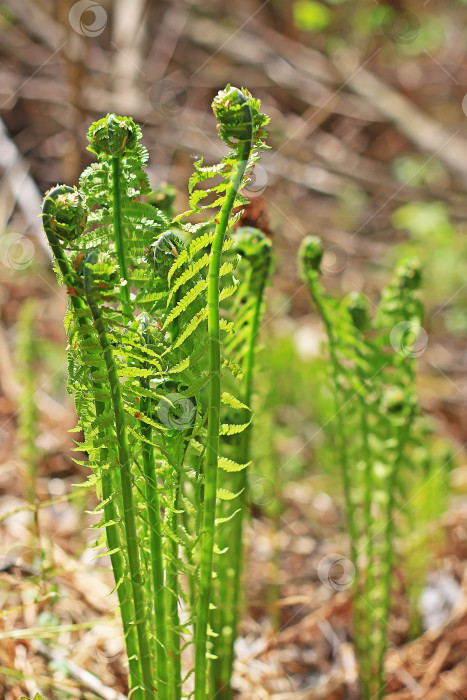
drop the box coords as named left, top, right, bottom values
left=212, top=84, right=269, bottom=150
left=345, top=291, right=370, bottom=331
left=43, top=185, right=87, bottom=244
left=298, top=235, right=324, bottom=277
left=395, top=256, right=422, bottom=290
left=87, top=113, right=140, bottom=157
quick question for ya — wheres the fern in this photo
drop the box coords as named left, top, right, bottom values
left=211, top=226, right=273, bottom=698
left=170, top=85, right=269, bottom=700
left=300, top=237, right=428, bottom=700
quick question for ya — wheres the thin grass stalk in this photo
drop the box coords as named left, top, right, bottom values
left=16, top=301, right=40, bottom=543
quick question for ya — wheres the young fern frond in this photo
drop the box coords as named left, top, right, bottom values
left=173, top=85, right=269, bottom=699
left=43, top=127, right=169, bottom=698
left=42, top=187, right=147, bottom=697
left=212, top=227, right=273, bottom=697
left=300, top=237, right=425, bottom=700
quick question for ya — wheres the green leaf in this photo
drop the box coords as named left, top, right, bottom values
left=216, top=508, right=241, bottom=525
left=216, top=487, right=244, bottom=501
left=221, top=392, right=249, bottom=411
left=219, top=421, right=251, bottom=436
left=218, top=456, right=250, bottom=472
left=172, top=308, right=208, bottom=349
left=162, top=278, right=208, bottom=328
left=293, top=0, right=331, bottom=31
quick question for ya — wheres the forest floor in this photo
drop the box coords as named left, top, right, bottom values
left=1, top=268, right=467, bottom=699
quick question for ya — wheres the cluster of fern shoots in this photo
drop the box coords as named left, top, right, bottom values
left=41, top=87, right=271, bottom=700
left=300, top=238, right=431, bottom=699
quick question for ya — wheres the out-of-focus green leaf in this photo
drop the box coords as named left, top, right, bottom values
left=293, top=0, right=332, bottom=31
left=392, top=155, right=447, bottom=187
left=352, top=5, right=394, bottom=36
left=392, top=201, right=454, bottom=241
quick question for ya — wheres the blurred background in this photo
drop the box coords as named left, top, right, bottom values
left=2, top=0, right=467, bottom=698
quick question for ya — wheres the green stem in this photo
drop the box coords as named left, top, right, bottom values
left=219, top=273, right=267, bottom=698
left=194, top=123, right=253, bottom=698
left=354, top=388, right=373, bottom=698
left=101, top=471, right=144, bottom=697
left=17, top=301, right=40, bottom=542
left=140, top=339, right=170, bottom=700
left=84, top=254, right=154, bottom=699
left=308, top=279, right=373, bottom=696
left=375, top=418, right=412, bottom=699
left=306, top=276, right=358, bottom=560
left=166, top=453, right=183, bottom=700
left=111, top=157, right=130, bottom=306
left=163, top=285, right=183, bottom=699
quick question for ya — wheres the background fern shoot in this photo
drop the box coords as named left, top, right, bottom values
left=300, top=237, right=428, bottom=700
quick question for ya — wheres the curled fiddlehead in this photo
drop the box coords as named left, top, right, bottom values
left=298, top=234, right=324, bottom=278
left=42, top=185, right=87, bottom=244
left=41, top=185, right=87, bottom=294
left=87, top=113, right=138, bottom=158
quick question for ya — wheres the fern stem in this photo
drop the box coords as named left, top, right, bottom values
left=220, top=268, right=268, bottom=698
left=84, top=254, right=154, bottom=699
left=111, top=157, right=130, bottom=305
left=375, top=419, right=411, bottom=699
left=101, top=472, right=145, bottom=697
left=140, top=364, right=170, bottom=699
left=194, top=112, right=253, bottom=699
left=166, top=458, right=182, bottom=700
left=348, top=339, right=373, bottom=695
left=306, top=277, right=358, bottom=560
left=163, top=284, right=183, bottom=700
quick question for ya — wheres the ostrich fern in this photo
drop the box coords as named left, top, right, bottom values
left=300, top=238, right=426, bottom=700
